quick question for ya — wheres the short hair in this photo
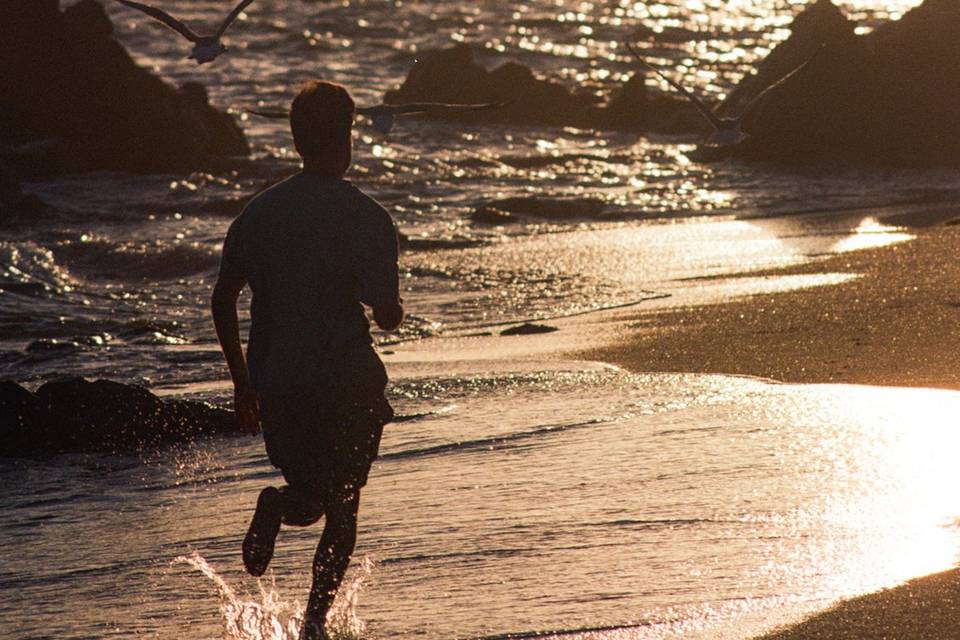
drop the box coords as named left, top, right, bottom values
left=290, top=81, right=355, bottom=159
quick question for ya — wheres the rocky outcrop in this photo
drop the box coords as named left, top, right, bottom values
left=385, top=45, right=597, bottom=128
left=0, top=161, right=50, bottom=224
left=384, top=44, right=701, bottom=133
left=0, top=0, right=248, bottom=178
left=473, top=196, right=608, bottom=221
left=724, top=0, right=960, bottom=165
left=388, top=1, right=960, bottom=166
left=1, top=378, right=241, bottom=456
left=865, top=0, right=960, bottom=165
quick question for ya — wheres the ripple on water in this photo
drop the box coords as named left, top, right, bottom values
left=7, top=370, right=960, bottom=639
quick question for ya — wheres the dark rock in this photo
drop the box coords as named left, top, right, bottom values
left=392, top=44, right=491, bottom=106
left=0, top=381, right=48, bottom=454
left=0, top=0, right=249, bottom=178
left=385, top=44, right=690, bottom=132
left=25, top=339, right=85, bottom=354
left=600, top=73, right=650, bottom=131
left=722, top=0, right=960, bottom=166
left=397, top=229, right=486, bottom=252
left=63, top=0, right=114, bottom=38
left=477, top=196, right=608, bottom=220
left=603, top=72, right=705, bottom=134
left=628, top=94, right=706, bottom=135
left=0, top=377, right=241, bottom=457
left=722, top=0, right=861, bottom=119
left=383, top=43, right=772, bottom=136
left=725, top=0, right=880, bottom=163
left=385, top=45, right=596, bottom=128
left=0, top=282, right=49, bottom=297
left=199, top=196, right=250, bottom=217
left=866, top=0, right=960, bottom=165
left=0, top=160, right=52, bottom=223
left=0, top=162, right=23, bottom=221
left=500, top=323, right=559, bottom=336
left=470, top=206, right=518, bottom=225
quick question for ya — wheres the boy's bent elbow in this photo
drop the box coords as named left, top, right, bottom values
left=211, top=275, right=243, bottom=309
left=210, top=287, right=230, bottom=315
left=210, top=280, right=244, bottom=327
left=373, top=300, right=405, bottom=332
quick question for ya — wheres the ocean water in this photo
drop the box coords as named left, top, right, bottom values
left=5, top=362, right=960, bottom=639
left=4, top=0, right=960, bottom=638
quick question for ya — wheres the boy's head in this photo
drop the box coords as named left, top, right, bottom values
left=290, top=81, right=355, bottom=167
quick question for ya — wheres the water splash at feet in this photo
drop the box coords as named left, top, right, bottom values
left=326, top=557, right=372, bottom=640
left=174, top=552, right=373, bottom=640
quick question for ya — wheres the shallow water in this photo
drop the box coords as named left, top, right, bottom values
left=4, top=1, right=960, bottom=638
left=4, top=361, right=960, bottom=639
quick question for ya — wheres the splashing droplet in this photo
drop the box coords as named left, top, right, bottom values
left=173, top=551, right=373, bottom=640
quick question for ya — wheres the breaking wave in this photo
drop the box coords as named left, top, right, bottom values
left=54, top=236, right=220, bottom=279
left=0, top=241, right=76, bottom=295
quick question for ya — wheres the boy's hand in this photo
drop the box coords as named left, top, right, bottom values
left=373, top=298, right=405, bottom=332
left=234, top=385, right=261, bottom=435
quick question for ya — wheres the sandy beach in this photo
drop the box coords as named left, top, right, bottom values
left=581, top=221, right=960, bottom=391
left=578, top=218, right=960, bottom=638
left=756, top=567, right=960, bottom=640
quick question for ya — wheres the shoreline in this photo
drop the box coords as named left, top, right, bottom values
left=754, top=567, right=960, bottom=640
left=572, top=219, right=960, bottom=638
left=577, top=223, right=960, bottom=391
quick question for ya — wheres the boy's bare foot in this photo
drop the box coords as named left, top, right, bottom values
left=299, top=613, right=329, bottom=640
left=242, top=486, right=283, bottom=576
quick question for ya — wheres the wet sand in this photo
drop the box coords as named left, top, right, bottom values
left=581, top=223, right=960, bottom=391
left=755, top=567, right=960, bottom=640
left=579, top=220, right=960, bottom=638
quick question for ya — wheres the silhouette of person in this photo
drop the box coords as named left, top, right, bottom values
left=211, top=80, right=404, bottom=640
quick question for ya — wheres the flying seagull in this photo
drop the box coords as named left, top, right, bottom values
left=357, top=102, right=507, bottom=133
left=246, top=102, right=508, bottom=134
left=625, top=42, right=824, bottom=146
left=113, top=0, right=256, bottom=64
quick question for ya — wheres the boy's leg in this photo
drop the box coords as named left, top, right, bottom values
left=279, top=485, right=325, bottom=527
left=243, top=484, right=326, bottom=576
left=300, top=490, right=361, bottom=640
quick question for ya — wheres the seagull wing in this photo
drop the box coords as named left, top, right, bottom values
left=354, top=107, right=396, bottom=132
left=371, top=112, right=396, bottom=134
left=216, top=0, right=256, bottom=38
left=391, top=102, right=509, bottom=115
left=356, top=106, right=392, bottom=116
left=740, top=44, right=826, bottom=121
left=245, top=107, right=287, bottom=119
left=356, top=102, right=508, bottom=131
left=113, top=0, right=200, bottom=43
left=625, top=42, right=723, bottom=131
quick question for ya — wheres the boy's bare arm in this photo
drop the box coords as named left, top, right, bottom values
left=211, top=272, right=260, bottom=434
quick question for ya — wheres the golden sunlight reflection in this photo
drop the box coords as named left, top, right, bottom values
left=830, top=216, right=914, bottom=253
left=401, top=209, right=917, bottom=327
left=792, top=386, right=960, bottom=598
left=478, top=0, right=926, bottom=107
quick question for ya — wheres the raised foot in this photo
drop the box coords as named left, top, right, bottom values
left=242, top=486, right=283, bottom=576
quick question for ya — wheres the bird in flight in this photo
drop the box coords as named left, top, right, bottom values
left=356, top=102, right=508, bottom=133
left=625, top=42, right=824, bottom=147
left=247, top=102, right=508, bottom=134
left=113, top=0, right=256, bottom=64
